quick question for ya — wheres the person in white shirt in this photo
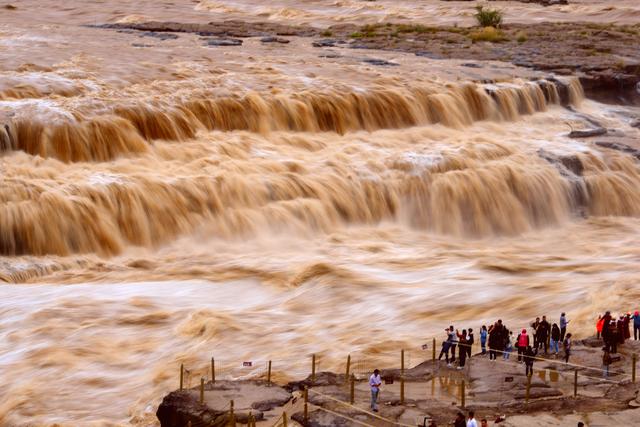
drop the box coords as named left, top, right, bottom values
left=369, top=369, right=382, bottom=412
left=467, top=410, right=478, bottom=427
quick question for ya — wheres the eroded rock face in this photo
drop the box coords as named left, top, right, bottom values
left=156, top=390, right=229, bottom=427
left=157, top=380, right=291, bottom=427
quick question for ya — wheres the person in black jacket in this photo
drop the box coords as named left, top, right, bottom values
left=467, top=328, right=475, bottom=358
left=523, top=345, right=538, bottom=376
left=488, top=320, right=504, bottom=360
left=456, top=329, right=468, bottom=369
left=537, top=315, right=550, bottom=354
left=550, top=323, right=561, bottom=356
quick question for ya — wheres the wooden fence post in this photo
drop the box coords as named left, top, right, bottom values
left=633, top=354, right=637, bottom=383
left=432, top=338, right=436, bottom=361
left=180, top=363, right=184, bottom=391
left=229, top=400, right=235, bottom=427
left=282, top=411, right=288, bottom=427
left=461, top=380, right=465, bottom=408
left=211, top=357, right=215, bottom=384
left=345, top=354, right=351, bottom=381
left=304, top=386, right=309, bottom=423
left=400, top=348, right=405, bottom=404
left=268, top=360, right=272, bottom=385
left=525, top=374, right=531, bottom=403
left=312, top=354, right=316, bottom=382
left=574, top=369, right=578, bottom=398
left=200, top=378, right=204, bottom=404
left=350, top=375, right=355, bottom=404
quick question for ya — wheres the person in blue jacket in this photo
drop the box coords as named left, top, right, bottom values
left=633, top=311, right=640, bottom=340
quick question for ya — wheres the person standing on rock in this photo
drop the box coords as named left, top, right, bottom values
left=609, top=320, right=619, bottom=354
left=601, top=311, right=612, bottom=348
left=480, top=325, right=488, bottom=355
left=537, top=315, right=550, bottom=354
left=467, top=328, right=475, bottom=358
left=456, top=329, right=468, bottom=369
left=438, top=338, right=451, bottom=365
left=596, top=315, right=604, bottom=339
left=503, top=330, right=514, bottom=360
left=560, top=312, right=569, bottom=342
left=531, top=317, right=541, bottom=348
left=517, top=329, right=530, bottom=362
left=454, top=412, right=466, bottom=427
left=563, top=333, right=573, bottom=363
left=633, top=311, right=640, bottom=340
left=488, top=320, right=504, bottom=361
left=550, top=323, right=561, bottom=356
left=617, top=316, right=626, bottom=345
left=369, top=369, right=382, bottom=412
left=466, top=410, right=478, bottom=427
left=448, top=326, right=458, bottom=365
left=524, top=345, right=537, bottom=376
left=624, top=313, right=631, bottom=341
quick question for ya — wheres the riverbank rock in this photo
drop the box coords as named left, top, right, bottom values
left=157, top=380, right=291, bottom=427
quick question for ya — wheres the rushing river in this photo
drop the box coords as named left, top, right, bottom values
left=1, top=1, right=640, bottom=425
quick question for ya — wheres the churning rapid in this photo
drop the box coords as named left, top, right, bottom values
left=1, top=0, right=640, bottom=426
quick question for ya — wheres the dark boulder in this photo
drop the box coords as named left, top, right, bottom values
left=261, top=36, right=290, bottom=44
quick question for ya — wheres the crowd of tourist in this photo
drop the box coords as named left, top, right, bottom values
left=368, top=310, right=639, bottom=426
left=436, top=313, right=575, bottom=376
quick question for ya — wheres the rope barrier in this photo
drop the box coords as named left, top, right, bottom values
left=405, top=329, right=633, bottom=378
left=313, top=405, right=377, bottom=427
left=308, top=388, right=416, bottom=427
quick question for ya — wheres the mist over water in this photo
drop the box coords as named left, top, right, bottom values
left=1, top=0, right=640, bottom=425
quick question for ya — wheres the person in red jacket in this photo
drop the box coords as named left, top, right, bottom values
left=517, top=329, right=529, bottom=362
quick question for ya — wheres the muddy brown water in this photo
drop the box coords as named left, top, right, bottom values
left=1, top=1, right=640, bottom=425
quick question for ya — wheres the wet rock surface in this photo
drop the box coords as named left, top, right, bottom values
left=94, top=20, right=640, bottom=93
left=159, top=340, right=640, bottom=426
left=157, top=380, right=290, bottom=427
left=203, top=37, right=243, bottom=47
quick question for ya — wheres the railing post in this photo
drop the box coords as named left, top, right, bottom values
left=180, top=363, right=184, bottom=391
left=312, top=354, right=316, bottom=382
left=460, top=380, right=465, bottom=408
left=400, top=375, right=405, bottom=405
left=200, top=378, right=204, bottom=404
left=525, top=374, right=531, bottom=403
left=401, top=349, right=405, bottom=376
left=350, top=374, right=355, bottom=404
left=229, top=400, right=235, bottom=427
left=211, top=357, right=215, bottom=384
left=432, top=338, right=436, bottom=361
left=633, top=354, right=637, bottom=383
left=574, top=369, right=578, bottom=398
left=268, top=360, right=272, bottom=385
left=282, top=411, right=288, bottom=427
left=345, top=354, right=351, bottom=381
left=304, top=386, right=309, bottom=422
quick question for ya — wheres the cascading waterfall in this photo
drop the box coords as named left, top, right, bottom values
left=3, top=76, right=640, bottom=257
